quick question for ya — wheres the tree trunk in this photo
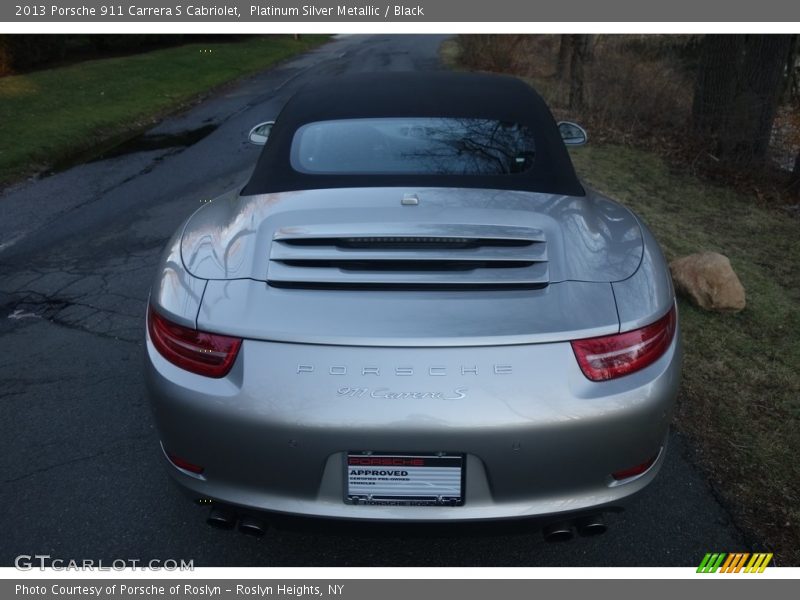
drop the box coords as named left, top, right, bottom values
left=791, top=149, right=800, bottom=197
left=721, top=35, right=794, bottom=165
left=781, top=34, right=799, bottom=103
left=692, top=35, right=746, bottom=137
left=569, top=35, right=591, bottom=111
left=555, top=35, right=571, bottom=79
left=584, top=34, right=596, bottom=63
left=693, top=35, right=794, bottom=166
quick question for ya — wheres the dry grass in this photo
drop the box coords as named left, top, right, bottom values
left=454, top=35, right=697, bottom=146
left=570, top=144, right=800, bottom=565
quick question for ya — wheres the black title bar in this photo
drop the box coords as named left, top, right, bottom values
left=4, top=0, right=800, bottom=22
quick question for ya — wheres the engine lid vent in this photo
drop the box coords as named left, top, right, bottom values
left=268, top=224, right=548, bottom=290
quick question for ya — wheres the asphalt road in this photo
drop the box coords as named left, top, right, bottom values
left=0, top=35, right=750, bottom=567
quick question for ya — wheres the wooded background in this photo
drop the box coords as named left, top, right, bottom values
left=3, top=34, right=799, bottom=199
left=458, top=34, right=800, bottom=201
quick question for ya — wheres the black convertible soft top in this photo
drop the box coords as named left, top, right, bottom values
left=242, top=71, right=584, bottom=196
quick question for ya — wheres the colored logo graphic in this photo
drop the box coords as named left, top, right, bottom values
left=697, top=553, right=773, bottom=573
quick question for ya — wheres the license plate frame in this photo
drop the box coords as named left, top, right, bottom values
left=344, top=452, right=465, bottom=506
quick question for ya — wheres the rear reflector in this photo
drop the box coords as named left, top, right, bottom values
left=147, top=305, right=242, bottom=378
left=611, top=453, right=659, bottom=481
left=571, top=305, right=676, bottom=381
left=165, top=450, right=205, bottom=475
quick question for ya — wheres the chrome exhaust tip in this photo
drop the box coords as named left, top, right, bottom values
left=206, top=506, right=236, bottom=530
left=575, top=515, right=607, bottom=537
left=542, top=521, right=574, bottom=542
left=238, top=515, right=267, bottom=537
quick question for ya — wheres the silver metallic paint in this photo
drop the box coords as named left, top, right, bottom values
left=146, top=183, right=682, bottom=521
left=145, top=325, right=681, bottom=520
left=179, top=187, right=643, bottom=284
left=149, top=224, right=206, bottom=328
left=612, top=218, right=676, bottom=332
left=197, top=278, right=621, bottom=346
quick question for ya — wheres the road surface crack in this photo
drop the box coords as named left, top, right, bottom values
left=3, top=436, right=153, bottom=484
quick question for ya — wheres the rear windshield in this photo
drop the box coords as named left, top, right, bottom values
left=290, top=118, right=536, bottom=176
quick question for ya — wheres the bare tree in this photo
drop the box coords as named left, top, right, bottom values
left=781, top=34, right=799, bottom=103
left=555, top=35, right=571, bottom=80
left=569, top=35, right=591, bottom=111
left=692, top=35, right=746, bottom=137
left=727, top=36, right=794, bottom=164
left=693, top=35, right=794, bottom=165
left=791, top=150, right=800, bottom=195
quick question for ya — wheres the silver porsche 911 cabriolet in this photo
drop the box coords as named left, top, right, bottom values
left=145, top=71, right=681, bottom=538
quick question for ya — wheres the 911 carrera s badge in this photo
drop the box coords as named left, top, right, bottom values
left=337, top=387, right=467, bottom=400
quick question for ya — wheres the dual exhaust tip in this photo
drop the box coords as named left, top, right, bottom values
left=207, top=506, right=606, bottom=541
left=207, top=506, right=267, bottom=537
left=542, top=515, right=607, bottom=542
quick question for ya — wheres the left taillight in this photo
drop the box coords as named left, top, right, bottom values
left=165, top=449, right=205, bottom=475
left=571, top=305, right=676, bottom=382
left=147, top=305, right=242, bottom=378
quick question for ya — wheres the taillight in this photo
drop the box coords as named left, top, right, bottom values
left=165, top=450, right=205, bottom=475
left=147, top=305, right=242, bottom=378
left=571, top=305, right=676, bottom=381
left=611, top=452, right=659, bottom=481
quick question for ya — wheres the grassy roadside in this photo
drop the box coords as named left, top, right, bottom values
left=569, top=145, right=800, bottom=564
left=444, top=37, right=800, bottom=564
left=0, top=35, right=329, bottom=186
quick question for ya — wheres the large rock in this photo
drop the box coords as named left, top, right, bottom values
left=669, top=252, right=746, bottom=312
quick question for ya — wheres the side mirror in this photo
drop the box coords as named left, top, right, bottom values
left=557, top=121, right=588, bottom=146
left=248, top=121, right=275, bottom=145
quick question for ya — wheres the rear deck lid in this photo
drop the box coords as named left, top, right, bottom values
left=184, top=187, right=640, bottom=345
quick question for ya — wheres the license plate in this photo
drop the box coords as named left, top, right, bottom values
left=345, top=453, right=464, bottom=506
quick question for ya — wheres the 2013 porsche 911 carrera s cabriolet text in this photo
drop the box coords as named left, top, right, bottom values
left=144, top=71, right=681, bottom=538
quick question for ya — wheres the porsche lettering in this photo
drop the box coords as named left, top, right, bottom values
left=296, top=365, right=512, bottom=376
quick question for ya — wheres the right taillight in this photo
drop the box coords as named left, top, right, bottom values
left=147, top=305, right=242, bottom=378
left=611, top=452, right=660, bottom=481
left=571, top=305, right=676, bottom=381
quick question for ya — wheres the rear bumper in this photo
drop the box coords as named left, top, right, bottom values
left=145, top=330, right=681, bottom=522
